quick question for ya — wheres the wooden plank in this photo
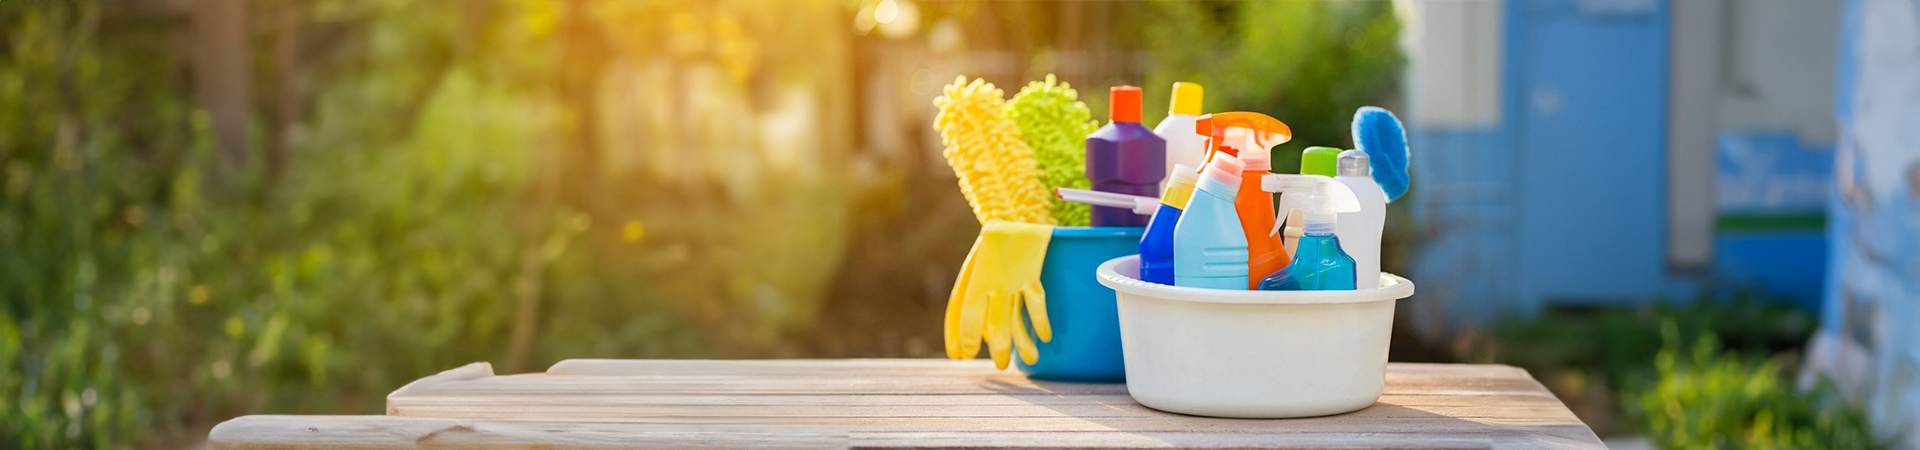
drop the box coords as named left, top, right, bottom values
left=208, top=415, right=843, bottom=450
left=848, top=431, right=1497, bottom=449
left=211, top=416, right=1611, bottom=449
left=207, top=417, right=1602, bottom=450
left=387, top=400, right=1580, bottom=423
left=220, top=359, right=1604, bottom=449
left=385, top=392, right=1573, bottom=411
left=387, top=370, right=1553, bottom=398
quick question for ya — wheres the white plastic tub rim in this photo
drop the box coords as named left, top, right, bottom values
left=1095, top=254, right=1415, bottom=419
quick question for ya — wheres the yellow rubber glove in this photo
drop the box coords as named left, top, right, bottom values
left=945, top=220, right=1053, bottom=369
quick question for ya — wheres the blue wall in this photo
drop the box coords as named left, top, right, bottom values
left=1410, top=0, right=1830, bottom=325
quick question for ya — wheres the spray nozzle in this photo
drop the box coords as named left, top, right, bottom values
left=1262, top=174, right=1360, bottom=236
left=1194, top=112, right=1292, bottom=171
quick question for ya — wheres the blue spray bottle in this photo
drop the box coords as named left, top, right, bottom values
left=1173, top=155, right=1249, bottom=290
left=1139, top=164, right=1199, bottom=285
left=1258, top=174, right=1363, bottom=290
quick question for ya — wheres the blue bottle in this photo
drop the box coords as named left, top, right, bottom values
left=1259, top=174, right=1364, bottom=290
left=1172, top=155, right=1249, bottom=290
left=1256, top=266, right=1301, bottom=291
left=1139, top=164, right=1199, bottom=285
left=1286, top=228, right=1357, bottom=290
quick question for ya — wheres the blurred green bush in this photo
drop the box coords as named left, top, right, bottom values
left=1457, top=295, right=1881, bottom=447
left=1634, top=321, right=1882, bottom=450
left=1137, top=0, right=1403, bottom=171
left=1, top=1, right=850, bottom=447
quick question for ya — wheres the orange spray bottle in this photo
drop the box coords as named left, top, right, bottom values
left=1194, top=112, right=1294, bottom=288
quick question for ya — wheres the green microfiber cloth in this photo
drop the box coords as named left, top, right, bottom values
left=1008, top=74, right=1098, bottom=226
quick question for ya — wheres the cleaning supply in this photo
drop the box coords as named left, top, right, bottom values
left=933, top=76, right=1058, bottom=369
left=1085, top=85, right=1166, bottom=227
left=1261, top=174, right=1362, bottom=290
left=1173, top=154, right=1249, bottom=290
left=1351, top=106, right=1410, bottom=202
left=1096, top=254, right=1418, bottom=418
left=1254, top=264, right=1301, bottom=291
left=947, top=222, right=1053, bottom=367
left=1299, top=146, right=1344, bottom=177
left=1283, top=146, right=1346, bottom=250
left=1139, top=164, right=1198, bottom=285
left=1154, top=82, right=1207, bottom=187
left=1010, top=75, right=1100, bottom=225
left=1053, top=188, right=1158, bottom=216
left=1017, top=227, right=1140, bottom=382
left=1335, top=150, right=1386, bottom=288
left=934, top=77, right=1056, bottom=226
left=1195, top=112, right=1293, bottom=289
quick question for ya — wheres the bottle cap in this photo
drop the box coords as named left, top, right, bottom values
left=1169, top=82, right=1203, bottom=116
left=1167, top=163, right=1200, bottom=187
left=1300, top=146, right=1343, bottom=177
left=1197, top=153, right=1244, bottom=195
left=1162, top=164, right=1200, bottom=207
left=1337, top=149, right=1371, bottom=177
left=1109, top=85, right=1142, bottom=123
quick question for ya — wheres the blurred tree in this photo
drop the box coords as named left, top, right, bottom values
left=187, top=0, right=252, bottom=169
left=1136, top=0, right=1404, bottom=172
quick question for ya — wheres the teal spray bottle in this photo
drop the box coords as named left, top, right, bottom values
left=1258, top=174, right=1362, bottom=290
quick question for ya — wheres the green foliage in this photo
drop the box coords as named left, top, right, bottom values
left=1, top=2, right=195, bottom=446
left=1462, top=295, right=1879, bottom=444
left=1, top=1, right=849, bottom=448
left=1470, top=294, right=1816, bottom=400
left=1008, top=74, right=1098, bottom=226
left=1136, top=0, right=1403, bottom=172
left=1633, top=322, right=1882, bottom=450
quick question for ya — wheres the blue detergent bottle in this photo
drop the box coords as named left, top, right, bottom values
left=1139, top=164, right=1199, bottom=285
left=1173, top=155, right=1249, bottom=290
left=1259, top=174, right=1363, bottom=290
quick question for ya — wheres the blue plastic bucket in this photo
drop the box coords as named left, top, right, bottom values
left=1014, top=226, right=1143, bottom=382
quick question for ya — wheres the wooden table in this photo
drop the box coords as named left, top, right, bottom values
left=209, top=359, right=1602, bottom=449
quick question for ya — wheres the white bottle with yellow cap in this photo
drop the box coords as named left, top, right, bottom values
left=1152, top=82, right=1206, bottom=187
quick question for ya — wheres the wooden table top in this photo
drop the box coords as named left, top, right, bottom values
left=209, top=359, right=1603, bottom=449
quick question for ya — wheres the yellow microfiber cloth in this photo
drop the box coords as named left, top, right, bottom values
left=933, top=77, right=1055, bottom=225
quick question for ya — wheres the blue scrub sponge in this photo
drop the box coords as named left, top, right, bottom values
left=1351, top=106, right=1409, bottom=202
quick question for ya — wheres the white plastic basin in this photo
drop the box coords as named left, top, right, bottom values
left=1095, top=254, right=1416, bottom=418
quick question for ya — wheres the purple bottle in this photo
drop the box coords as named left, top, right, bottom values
left=1086, top=86, right=1167, bottom=227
